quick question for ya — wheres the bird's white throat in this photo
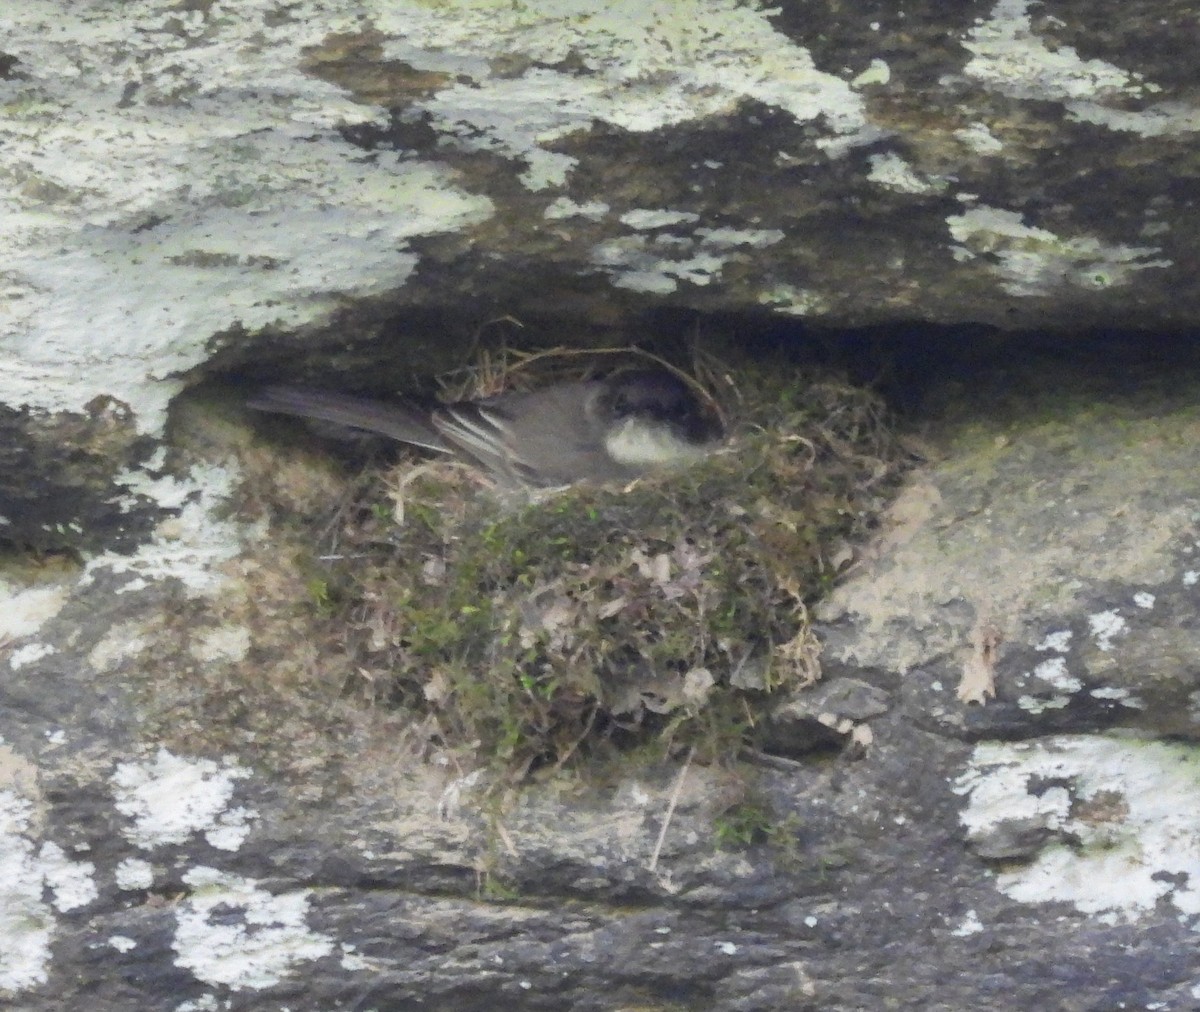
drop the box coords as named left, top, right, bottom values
left=604, top=418, right=711, bottom=468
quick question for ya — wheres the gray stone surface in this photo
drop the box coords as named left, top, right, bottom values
left=3, top=3, right=1200, bottom=1009
left=4, top=343, right=1200, bottom=1009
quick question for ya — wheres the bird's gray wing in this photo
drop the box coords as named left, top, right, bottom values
left=434, top=382, right=630, bottom=487
left=431, top=402, right=528, bottom=483
left=247, top=385, right=450, bottom=453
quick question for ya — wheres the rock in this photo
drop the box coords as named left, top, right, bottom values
left=3, top=3, right=1200, bottom=1009
left=765, top=677, right=893, bottom=755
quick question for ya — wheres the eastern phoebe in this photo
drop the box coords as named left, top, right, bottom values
left=248, top=370, right=723, bottom=488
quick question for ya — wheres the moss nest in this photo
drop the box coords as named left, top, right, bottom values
left=262, top=352, right=911, bottom=778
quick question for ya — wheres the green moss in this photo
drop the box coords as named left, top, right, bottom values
left=711, top=788, right=811, bottom=870
left=305, top=576, right=334, bottom=613
left=713, top=797, right=776, bottom=848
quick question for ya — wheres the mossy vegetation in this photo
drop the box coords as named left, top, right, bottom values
left=256, top=348, right=910, bottom=779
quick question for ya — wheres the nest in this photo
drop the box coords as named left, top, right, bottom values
left=278, top=348, right=910, bottom=778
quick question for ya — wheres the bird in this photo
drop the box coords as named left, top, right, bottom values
left=247, top=369, right=724, bottom=488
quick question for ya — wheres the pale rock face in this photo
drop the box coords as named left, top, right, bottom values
left=1, top=0, right=1195, bottom=439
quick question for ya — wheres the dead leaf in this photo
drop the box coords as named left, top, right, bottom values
left=518, top=587, right=578, bottom=651
left=848, top=723, right=874, bottom=755
left=827, top=541, right=855, bottom=573
left=610, top=674, right=686, bottom=716
left=597, top=596, right=627, bottom=619
left=730, top=653, right=769, bottom=691
left=424, top=669, right=452, bottom=704
left=682, top=667, right=715, bottom=706
left=630, top=547, right=672, bottom=585
left=958, top=621, right=1001, bottom=704
left=421, top=555, right=446, bottom=585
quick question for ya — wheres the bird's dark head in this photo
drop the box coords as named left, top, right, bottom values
left=600, top=370, right=725, bottom=454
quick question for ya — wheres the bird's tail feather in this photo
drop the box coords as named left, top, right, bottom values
left=247, top=385, right=450, bottom=453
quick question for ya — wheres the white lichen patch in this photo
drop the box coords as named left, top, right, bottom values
left=851, top=58, right=891, bottom=89
left=88, top=620, right=153, bottom=672
left=694, top=227, right=785, bottom=249
left=619, top=209, right=701, bottom=230
left=1016, top=694, right=1070, bottom=714
left=543, top=197, right=610, bottom=221
left=1030, top=656, right=1081, bottom=694
left=1066, top=100, right=1200, bottom=138
left=339, top=945, right=375, bottom=971
left=0, top=579, right=70, bottom=644
left=377, top=1, right=871, bottom=190
left=758, top=284, right=831, bottom=316
left=112, top=749, right=257, bottom=852
left=1, top=3, right=493, bottom=435
left=1035, top=630, right=1073, bottom=653
left=950, top=909, right=984, bottom=937
left=84, top=462, right=262, bottom=596
left=956, top=736, right=1200, bottom=919
left=0, top=792, right=52, bottom=992
left=1132, top=591, right=1155, bottom=610
left=962, top=0, right=1150, bottom=103
left=37, top=841, right=98, bottom=912
left=174, top=997, right=224, bottom=1012
left=190, top=626, right=252, bottom=666
left=591, top=224, right=783, bottom=293
left=115, top=857, right=155, bottom=891
left=1089, top=687, right=1140, bottom=708
left=591, top=237, right=727, bottom=293
left=960, top=0, right=1198, bottom=139
left=1087, top=609, right=1127, bottom=652
left=953, top=122, right=1004, bottom=155
left=173, top=867, right=334, bottom=990
left=947, top=205, right=1171, bottom=296
left=866, top=153, right=945, bottom=195
left=0, top=789, right=98, bottom=993
left=6, top=643, right=55, bottom=671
